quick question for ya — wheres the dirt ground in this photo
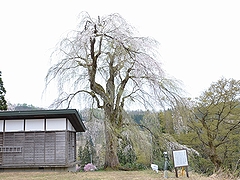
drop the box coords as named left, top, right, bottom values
left=0, top=170, right=235, bottom=180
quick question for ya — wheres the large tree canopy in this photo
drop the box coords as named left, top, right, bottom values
left=188, top=78, right=240, bottom=171
left=46, top=12, right=182, bottom=168
left=0, top=71, right=7, bottom=110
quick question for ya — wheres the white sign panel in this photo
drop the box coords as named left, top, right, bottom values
left=172, top=149, right=188, bottom=167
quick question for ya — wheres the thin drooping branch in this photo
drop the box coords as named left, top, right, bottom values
left=45, top=12, right=184, bottom=169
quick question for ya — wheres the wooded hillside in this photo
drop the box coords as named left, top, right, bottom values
left=77, top=78, right=240, bottom=178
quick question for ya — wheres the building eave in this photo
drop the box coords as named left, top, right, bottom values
left=0, top=109, right=86, bottom=132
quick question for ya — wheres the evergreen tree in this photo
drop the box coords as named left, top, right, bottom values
left=0, top=71, right=7, bottom=110
left=78, top=138, right=96, bottom=169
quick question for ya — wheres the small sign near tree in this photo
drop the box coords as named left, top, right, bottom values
left=172, top=149, right=189, bottom=178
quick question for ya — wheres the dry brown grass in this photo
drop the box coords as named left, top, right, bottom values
left=0, top=170, right=235, bottom=180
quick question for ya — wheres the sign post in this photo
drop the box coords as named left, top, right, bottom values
left=163, top=152, right=169, bottom=178
left=172, top=149, right=189, bottom=178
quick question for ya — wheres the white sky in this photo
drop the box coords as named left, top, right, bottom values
left=1, top=0, right=240, bottom=109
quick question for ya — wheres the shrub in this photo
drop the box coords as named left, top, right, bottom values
left=189, top=155, right=214, bottom=176
left=84, top=163, right=97, bottom=171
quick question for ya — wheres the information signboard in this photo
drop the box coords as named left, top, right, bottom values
left=172, top=149, right=189, bottom=178
left=172, top=149, right=188, bottom=167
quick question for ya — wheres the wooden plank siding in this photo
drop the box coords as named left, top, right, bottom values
left=0, top=109, right=85, bottom=171
left=0, top=132, right=2, bottom=165
left=0, top=131, right=76, bottom=168
left=67, top=131, right=76, bottom=163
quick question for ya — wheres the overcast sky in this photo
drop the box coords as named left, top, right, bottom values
left=1, top=0, right=240, bottom=109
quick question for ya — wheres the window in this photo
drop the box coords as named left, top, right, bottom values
left=0, top=146, right=22, bottom=152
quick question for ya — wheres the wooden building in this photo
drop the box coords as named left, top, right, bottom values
left=0, top=109, right=86, bottom=171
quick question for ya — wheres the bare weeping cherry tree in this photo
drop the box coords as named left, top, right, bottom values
left=46, top=12, right=182, bottom=169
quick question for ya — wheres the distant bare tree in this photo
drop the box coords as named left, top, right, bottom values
left=45, top=12, right=182, bottom=169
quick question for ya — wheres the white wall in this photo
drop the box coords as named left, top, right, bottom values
left=0, top=120, right=3, bottom=132
left=1, top=118, right=76, bottom=132
left=25, top=119, right=44, bottom=131
left=67, top=119, right=75, bottom=131
left=46, top=118, right=66, bottom=131
left=5, top=120, right=24, bottom=132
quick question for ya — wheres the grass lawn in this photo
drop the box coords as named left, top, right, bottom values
left=0, top=170, right=229, bottom=180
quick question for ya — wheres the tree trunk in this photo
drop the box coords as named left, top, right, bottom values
left=210, top=154, right=222, bottom=172
left=209, top=143, right=222, bottom=172
left=104, top=120, right=120, bottom=169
